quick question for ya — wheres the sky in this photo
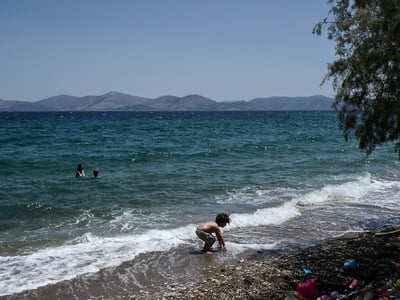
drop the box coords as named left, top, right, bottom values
left=0, top=0, right=335, bottom=102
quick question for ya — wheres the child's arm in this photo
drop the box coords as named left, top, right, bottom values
left=214, top=228, right=226, bottom=251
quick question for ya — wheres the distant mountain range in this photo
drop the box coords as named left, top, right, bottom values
left=0, top=91, right=334, bottom=111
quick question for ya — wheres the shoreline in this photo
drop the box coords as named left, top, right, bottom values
left=147, top=231, right=400, bottom=299
left=3, top=231, right=400, bottom=299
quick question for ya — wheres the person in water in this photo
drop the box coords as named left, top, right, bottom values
left=93, top=168, right=99, bottom=178
left=75, top=163, right=85, bottom=178
left=196, top=213, right=230, bottom=252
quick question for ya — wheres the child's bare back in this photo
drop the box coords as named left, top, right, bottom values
left=197, top=221, right=220, bottom=234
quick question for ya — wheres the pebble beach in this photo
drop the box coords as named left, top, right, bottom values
left=146, top=232, right=400, bottom=300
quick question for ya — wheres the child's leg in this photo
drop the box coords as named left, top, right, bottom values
left=196, top=229, right=216, bottom=251
left=203, top=240, right=215, bottom=252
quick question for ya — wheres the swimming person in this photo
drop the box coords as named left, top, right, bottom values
left=196, top=213, right=230, bottom=252
left=93, top=168, right=99, bottom=178
left=75, top=163, right=85, bottom=178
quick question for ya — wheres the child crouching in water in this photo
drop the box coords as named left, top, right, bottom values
left=196, top=213, right=230, bottom=252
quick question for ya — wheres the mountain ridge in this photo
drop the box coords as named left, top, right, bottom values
left=0, top=91, right=334, bottom=111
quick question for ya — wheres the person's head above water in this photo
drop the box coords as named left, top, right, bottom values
left=76, top=163, right=85, bottom=178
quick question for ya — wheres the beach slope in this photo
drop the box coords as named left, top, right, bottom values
left=154, top=232, right=400, bottom=299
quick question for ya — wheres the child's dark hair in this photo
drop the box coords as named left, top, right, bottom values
left=216, top=213, right=230, bottom=224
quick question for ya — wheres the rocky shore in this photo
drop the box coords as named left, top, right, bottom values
left=143, top=232, right=400, bottom=299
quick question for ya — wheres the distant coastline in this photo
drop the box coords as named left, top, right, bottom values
left=0, top=91, right=334, bottom=112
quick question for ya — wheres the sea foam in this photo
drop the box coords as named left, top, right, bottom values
left=0, top=226, right=192, bottom=296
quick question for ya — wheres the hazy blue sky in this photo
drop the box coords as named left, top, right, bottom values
left=0, top=0, right=335, bottom=102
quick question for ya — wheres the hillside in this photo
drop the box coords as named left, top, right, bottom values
left=0, top=92, right=333, bottom=111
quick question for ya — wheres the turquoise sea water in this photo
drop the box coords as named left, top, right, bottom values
left=1, top=111, right=400, bottom=298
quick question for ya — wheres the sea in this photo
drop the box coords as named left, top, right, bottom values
left=1, top=111, right=400, bottom=299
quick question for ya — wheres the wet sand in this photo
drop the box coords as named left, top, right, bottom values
left=151, top=232, right=400, bottom=299
left=0, top=246, right=238, bottom=299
